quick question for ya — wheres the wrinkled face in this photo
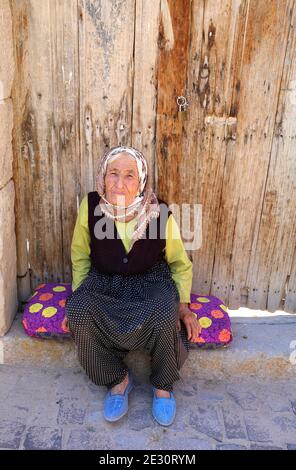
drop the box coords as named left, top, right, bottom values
left=105, top=153, right=140, bottom=207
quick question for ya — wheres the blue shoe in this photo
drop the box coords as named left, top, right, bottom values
left=151, top=386, right=176, bottom=426
left=103, top=371, right=134, bottom=422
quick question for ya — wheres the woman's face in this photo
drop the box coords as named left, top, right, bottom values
left=105, top=153, right=140, bottom=207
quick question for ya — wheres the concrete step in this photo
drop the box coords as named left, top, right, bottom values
left=1, top=311, right=296, bottom=381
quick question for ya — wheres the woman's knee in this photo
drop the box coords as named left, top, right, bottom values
left=65, top=291, right=91, bottom=325
left=65, top=292, right=77, bottom=319
left=156, top=298, right=178, bottom=328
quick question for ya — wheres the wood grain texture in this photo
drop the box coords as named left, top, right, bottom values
left=156, top=0, right=296, bottom=312
left=78, top=0, right=135, bottom=195
left=132, top=0, right=161, bottom=189
left=10, top=0, right=296, bottom=312
left=11, top=0, right=32, bottom=301
left=247, top=1, right=296, bottom=312
left=155, top=0, right=191, bottom=203
left=11, top=0, right=79, bottom=292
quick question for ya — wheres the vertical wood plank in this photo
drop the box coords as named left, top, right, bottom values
left=218, top=0, right=294, bottom=309
left=155, top=0, right=191, bottom=203
left=48, top=0, right=80, bottom=283
left=181, top=0, right=241, bottom=303
left=78, top=0, right=136, bottom=197
left=247, top=1, right=296, bottom=312
left=285, top=249, right=296, bottom=312
left=220, top=0, right=294, bottom=310
left=11, top=0, right=80, bottom=290
left=186, top=0, right=294, bottom=309
left=132, top=0, right=161, bottom=188
left=25, top=0, right=63, bottom=286
left=10, top=0, right=31, bottom=302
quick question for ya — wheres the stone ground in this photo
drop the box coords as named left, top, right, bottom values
left=1, top=364, right=296, bottom=450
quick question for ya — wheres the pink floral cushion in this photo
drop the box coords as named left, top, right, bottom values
left=189, top=293, right=232, bottom=348
left=22, top=283, right=72, bottom=338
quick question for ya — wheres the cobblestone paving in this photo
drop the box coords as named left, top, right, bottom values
left=0, top=364, right=295, bottom=450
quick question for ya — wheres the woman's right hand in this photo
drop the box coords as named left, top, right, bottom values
left=61, top=316, right=70, bottom=332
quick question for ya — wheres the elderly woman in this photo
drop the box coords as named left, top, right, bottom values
left=64, top=145, right=201, bottom=426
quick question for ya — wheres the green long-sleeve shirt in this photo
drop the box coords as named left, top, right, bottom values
left=71, top=195, right=193, bottom=303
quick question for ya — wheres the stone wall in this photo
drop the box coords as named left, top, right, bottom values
left=0, top=0, right=17, bottom=336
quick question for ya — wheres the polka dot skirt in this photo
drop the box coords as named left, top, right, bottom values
left=65, top=259, right=189, bottom=391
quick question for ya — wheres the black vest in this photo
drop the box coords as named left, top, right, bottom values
left=88, top=192, right=172, bottom=275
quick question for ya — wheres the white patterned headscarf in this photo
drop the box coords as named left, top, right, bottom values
left=96, top=146, right=160, bottom=246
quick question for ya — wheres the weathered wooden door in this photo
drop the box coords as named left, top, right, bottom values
left=156, top=0, right=296, bottom=313
left=11, top=0, right=296, bottom=313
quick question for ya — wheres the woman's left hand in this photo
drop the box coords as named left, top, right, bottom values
left=61, top=315, right=70, bottom=333
left=176, top=303, right=202, bottom=342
